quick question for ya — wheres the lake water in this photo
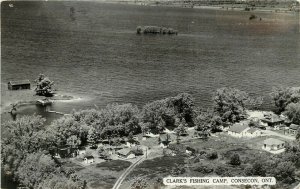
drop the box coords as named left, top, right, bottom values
left=1, top=2, right=300, bottom=188
left=1, top=1, right=300, bottom=117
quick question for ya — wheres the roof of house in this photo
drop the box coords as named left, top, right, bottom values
left=117, top=148, right=132, bottom=156
left=261, top=114, right=284, bottom=123
left=264, top=138, right=285, bottom=145
left=228, top=123, right=249, bottom=133
left=8, top=80, right=30, bottom=85
left=247, top=128, right=260, bottom=134
left=78, top=146, right=86, bottom=151
left=84, top=156, right=94, bottom=159
left=290, top=124, right=300, bottom=130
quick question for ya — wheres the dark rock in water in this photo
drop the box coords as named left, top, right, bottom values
left=249, top=14, right=257, bottom=20
left=137, top=26, right=178, bottom=35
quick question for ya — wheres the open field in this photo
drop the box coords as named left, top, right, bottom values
left=62, top=159, right=131, bottom=189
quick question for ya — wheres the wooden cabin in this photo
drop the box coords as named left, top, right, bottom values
left=8, top=80, right=31, bottom=90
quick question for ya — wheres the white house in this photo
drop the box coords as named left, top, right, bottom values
left=228, top=123, right=250, bottom=138
left=78, top=147, right=86, bottom=155
left=83, top=156, right=94, bottom=164
left=262, top=138, right=285, bottom=154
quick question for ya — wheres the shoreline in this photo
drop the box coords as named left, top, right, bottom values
left=97, top=0, right=299, bottom=14
left=0, top=85, right=83, bottom=114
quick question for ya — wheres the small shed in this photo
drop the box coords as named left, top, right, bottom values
left=83, top=156, right=94, bottom=164
left=263, top=138, right=285, bottom=153
left=8, top=80, right=31, bottom=90
left=289, top=124, right=300, bottom=135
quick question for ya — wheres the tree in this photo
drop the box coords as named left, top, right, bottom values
left=140, top=93, right=196, bottom=133
left=195, top=109, right=212, bottom=131
left=273, top=161, right=296, bottom=184
left=285, top=102, right=300, bottom=125
left=87, top=127, right=98, bottom=147
left=270, top=87, right=300, bottom=113
left=15, top=152, right=57, bottom=188
left=66, top=135, right=81, bottom=149
left=1, top=115, right=47, bottom=175
left=229, top=153, right=241, bottom=166
left=213, top=87, right=249, bottom=124
left=35, top=73, right=55, bottom=96
left=174, top=124, right=188, bottom=136
left=131, top=177, right=149, bottom=189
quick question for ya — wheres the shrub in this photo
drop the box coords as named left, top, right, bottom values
left=206, top=151, right=218, bottom=160
left=229, top=153, right=241, bottom=166
left=244, top=165, right=253, bottom=176
left=215, top=165, right=229, bottom=176
left=193, top=163, right=214, bottom=174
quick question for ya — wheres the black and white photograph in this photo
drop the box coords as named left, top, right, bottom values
left=1, top=0, right=300, bottom=188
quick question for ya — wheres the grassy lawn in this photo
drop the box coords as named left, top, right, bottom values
left=62, top=159, right=131, bottom=189
left=128, top=155, right=185, bottom=180
left=96, top=160, right=132, bottom=171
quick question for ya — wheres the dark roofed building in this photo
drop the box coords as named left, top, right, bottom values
left=8, top=80, right=31, bottom=90
left=83, top=156, right=94, bottom=164
left=261, top=114, right=284, bottom=127
left=117, top=148, right=135, bottom=159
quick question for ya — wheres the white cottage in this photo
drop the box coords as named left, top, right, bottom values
left=263, top=138, right=285, bottom=154
left=83, top=156, right=94, bottom=164
left=228, top=123, right=250, bottom=138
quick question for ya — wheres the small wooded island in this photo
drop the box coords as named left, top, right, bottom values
left=137, top=26, right=178, bottom=35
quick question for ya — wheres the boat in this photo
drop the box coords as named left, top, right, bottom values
left=36, top=99, right=53, bottom=106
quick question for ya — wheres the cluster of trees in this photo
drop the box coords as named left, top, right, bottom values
left=47, top=103, right=140, bottom=148
left=244, top=143, right=300, bottom=185
left=194, top=87, right=262, bottom=132
left=270, top=87, right=300, bottom=113
left=35, top=93, right=196, bottom=150
left=1, top=115, right=86, bottom=189
left=270, top=87, right=300, bottom=129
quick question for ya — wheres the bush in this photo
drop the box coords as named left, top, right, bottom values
left=171, top=163, right=185, bottom=176
left=193, top=163, right=214, bottom=174
left=215, top=165, right=229, bottom=176
left=244, top=165, right=253, bottom=176
left=206, top=151, right=218, bottom=160
left=229, top=153, right=241, bottom=166
left=132, top=148, right=144, bottom=156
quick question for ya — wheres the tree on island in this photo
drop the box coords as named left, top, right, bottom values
left=35, top=73, right=55, bottom=96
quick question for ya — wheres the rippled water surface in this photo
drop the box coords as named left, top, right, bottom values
left=1, top=1, right=300, bottom=115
